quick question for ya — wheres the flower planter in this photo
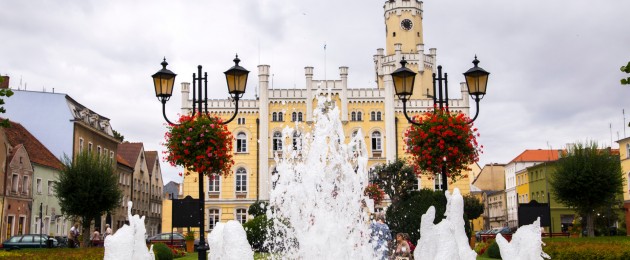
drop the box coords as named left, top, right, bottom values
left=186, top=240, right=195, bottom=253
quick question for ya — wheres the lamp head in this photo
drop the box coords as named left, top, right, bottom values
left=151, top=58, right=177, bottom=103
left=224, top=54, right=249, bottom=99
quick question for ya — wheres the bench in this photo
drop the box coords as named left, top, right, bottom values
left=541, top=232, right=570, bottom=238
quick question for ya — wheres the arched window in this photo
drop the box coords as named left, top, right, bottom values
left=235, top=168, right=247, bottom=193
left=208, top=209, right=220, bottom=231
left=357, top=111, right=362, bottom=121
left=292, top=112, right=297, bottom=122
left=236, top=208, right=248, bottom=224
left=371, top=111, right=376, bottom=121
left=298, top=112, right=303, bottom=122
left=278, top=112, right=284, bottom=121
left=292, top=131, right=301, bottom=150
left=272, top=112, right=278, bottom=122
left=351, top=112, right=357, bottom=121
left=376, top=111, right=382, bottom=121
left=236, top=132, right=247, bottom=153
left=371, top=131, right=382, bottom=151
left=273, top=132, right=283, bottom=151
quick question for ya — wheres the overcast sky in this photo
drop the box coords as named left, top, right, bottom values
left=1, top=0, right=630, bottom=185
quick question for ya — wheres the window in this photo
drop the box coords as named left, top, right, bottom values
left=278, top=112, right=284, bottom=121
left=88, top=142, right=93, bottom=153
left=22, top=176, right=29, bottom=194
left=626, top=144, right=630, bottom=159
left=12, top=174, right=19, bottom=192
left=292, top=112, right=297, bottom=122
left=235, top=168, right=247, bottom=193
left=412, top=177, right=420, bottom=190
left=97, top=146, right=102, bottom=156
left=371, top=111, right=376, bottom=121
left=434, top=174, right=443, bottom=191
left=292, top=131, right=301, bottom=150
left=236, top=208, right=248, bottom=224
left=110, top=151, right=114, bottom=160
left=351, top=112, right=356, bottom=121
left=36, top=179, right=42, bottom=194
left=236, top=132, right=247, bottom=153
left=208, top=174, right=220, bottom=193
left=357, top=111, right=362, bottom=121
left=79, top=138, right=84, bottom=152
left=272, top=112, right=277, bottom=122
left=298, top=112, right=303, bottom=122
left=209, top=209, right=220, bottom=231
left=237, top=118, right=246, bottom=125
left=273, top=132, right=283, bottom=151
left=376, top=111, right=382, bottom=121
left=371, top=131, right=382, bottom=151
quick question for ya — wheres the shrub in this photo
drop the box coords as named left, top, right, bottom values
left=153, top=243, right=174, bottom=260
left=386, top=189, right=447, bottom=242
left=248, top=201, right=269, bottom=218
left=486, top=240, right=501, bottom=259
left=244, top=215, right=271, bottom=251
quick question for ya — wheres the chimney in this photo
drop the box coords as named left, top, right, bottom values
left=0, top=76, right=9, bottom=89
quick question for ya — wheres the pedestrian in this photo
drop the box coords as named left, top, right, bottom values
left=91, top=228, right=101, bottom=247
left=69, top=223, right=80, bottom=248
left=403, top=233, right=415, bottom=255
left=104, top=224, right=112, bottom=240
left=393, top=233, right=411, bottom=260
left=370, top=213, right=392, bottom=260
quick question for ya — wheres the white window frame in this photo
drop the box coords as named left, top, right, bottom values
left=208, top=174, right=221, bottom=193
left=236, top=132, right=247, bottom=153
left=371, top=131, right=382, bottom=151
left=208, top=208, right=220, bottom=231
left=235, top=208, right=248, bottom=224
left=36, top=178, right=42, bottom=194
left=235, top=168, right=247, bottom=193
left=434, top=174, right=443, bottom=191
left=22, top=176, right=29, bottom=195
left=88, top=142, right=93, bottom=153
left=272, top=132, right=283, bottom=151
left=12, top=174, right=18, bottom=193
left=47, top=180, right=54, bottom=195
left=79, top=138, right=84, bottom=152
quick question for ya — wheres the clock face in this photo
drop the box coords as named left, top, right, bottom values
left=401, top=19, right=413, bottom=31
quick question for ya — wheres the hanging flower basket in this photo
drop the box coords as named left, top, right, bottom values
left=404, top=109, right=482, bottom=182
left=364, top=184, right=385, bottom=205
left=164, top=114, right=234, bottom=176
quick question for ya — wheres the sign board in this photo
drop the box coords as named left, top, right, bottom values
left=518, top=200, right=551, bottom=227
left=172, top=196, right=200, bottom=228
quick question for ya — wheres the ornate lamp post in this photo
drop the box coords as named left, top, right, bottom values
left=152, top=55, right=249, bottom=260
left=392, top=56, right=490, bottom=190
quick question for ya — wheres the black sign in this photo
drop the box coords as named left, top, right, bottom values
left=518, top=200, right=551, bottom=227
left=172, top=196, right=200, bottom=228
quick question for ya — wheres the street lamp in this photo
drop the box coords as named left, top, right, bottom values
left=151, top=54, right=249, bottom=260
left=392, top=56, right=490, bottom=191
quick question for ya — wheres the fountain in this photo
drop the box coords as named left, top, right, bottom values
left=207, top=220, right=254, bottom=260
left=104, top=201, right=155, bottom=260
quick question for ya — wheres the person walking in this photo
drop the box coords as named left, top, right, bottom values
left=370, top=213, right=392, bottom=260
left=104, top=224, right=112, bottom=240
left=69, top=223, right=80, bottom=248
left=91, top=228, right=101, bottom=247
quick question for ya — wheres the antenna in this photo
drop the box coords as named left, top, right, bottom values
left=624, top=109, right=626, bottom=138
left=324, top=42, right=327, bottom=89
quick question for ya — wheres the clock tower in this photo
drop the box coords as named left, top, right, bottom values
left=384, top=0, right=424, bottom=56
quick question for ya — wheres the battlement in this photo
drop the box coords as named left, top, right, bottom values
left=384, top=0, right=423, bottom=18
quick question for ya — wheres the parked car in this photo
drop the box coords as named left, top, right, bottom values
left=490, top=227, right=511, bottom=235
left=193, top=238, right=209, bottom=249
left=2, top=234, right=58, bottom=250
left=146, top=233, right=185, bottom=248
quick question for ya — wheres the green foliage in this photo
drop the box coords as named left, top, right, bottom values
left=0, top=77, right=14, bottom=127
left=621, top=61, right=630, bottom=85
left=386, top=188, right=446, bottom=242
left=544, top=236, right=630, bottom=259
left=184, top=231, right=195, bottom=241
left=55, top=151, right=122, bottom=246
left=549, top=141, right=624, bottom=237
left=248, top=201, right=269, bottom=218
left=153, top=243, right=174, bottom=260
left=486, top=240, right=502, bottom=259
left=112, top=129, right=124, bottom=142
left=463, top=194, right=484, bottom=220
left=243, top=215, right=271, bottom=251
left=372, top=159, right=417, bottom=203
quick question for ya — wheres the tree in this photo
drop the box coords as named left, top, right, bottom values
left=549, top=142, right=623, bottom=237
left=463, top=194, right=484, bottom=239
left=0, top=76, right=14, bottom=128
left=248, top=201, right=269, bottom=218
left=386, top=189, right=447, bottom=242
left=55, top=151, right=123, bottom=247
left=371, top=159, right=417, bottom=203
left=621, top=61, right=630, bottom=85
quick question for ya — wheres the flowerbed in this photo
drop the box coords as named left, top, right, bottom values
left=543, top=237, right=630, bottom=260
left=0, top=248, right=104, bottom=260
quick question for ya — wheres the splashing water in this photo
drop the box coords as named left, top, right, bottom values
left=104, top=201, right=155, bottom=260
left=208, top=221, right=254, bottom=260
left=265, top=92, right=375, bottom=259
left=496, top=217, right=550, bottom=260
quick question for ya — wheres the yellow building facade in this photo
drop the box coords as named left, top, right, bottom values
left=616, top=137, right=630, bottom=235
left=515, top=170, right=530, bottom=204
left=179, top=0, right=476, bottom=235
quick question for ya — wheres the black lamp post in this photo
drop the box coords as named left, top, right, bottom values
left=392, top=56, right=489, bottom=191
left=152, top=55, right=249, bottom=260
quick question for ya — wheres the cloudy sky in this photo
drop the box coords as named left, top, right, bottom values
left=1, top=0, right=629, bottom=184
